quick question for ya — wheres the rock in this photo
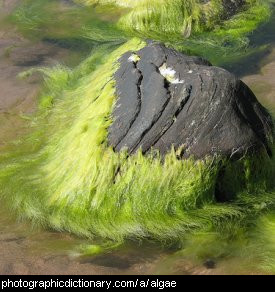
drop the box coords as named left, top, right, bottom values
left=108, top=43, right=274, bottom=159
left=221, top=0, right=245, bottom=19
left=203, top=259, right=216, bottom=269
left=201, top=0, right=245, bottom=20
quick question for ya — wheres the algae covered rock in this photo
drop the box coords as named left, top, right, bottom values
left=1, top=1, right=275, bottom=268
left=0, top=38, right=274, bottom=248
left=109, top=43, right=274, bottom=159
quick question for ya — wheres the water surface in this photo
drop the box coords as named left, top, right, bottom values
left=0, top=0, right=274, bottom=275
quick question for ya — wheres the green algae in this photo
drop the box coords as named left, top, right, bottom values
left=6, top=0, right=273, bottom=65
left=76, top=0, right=272, bottom=62
left=8, top=0, right=127, bottom=47
left=1, top=0, right=275, bottom=272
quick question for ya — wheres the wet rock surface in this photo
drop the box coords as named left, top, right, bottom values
left=108, top=43, right=274, bottom=159
left=221, top=0, right=245, bottom=19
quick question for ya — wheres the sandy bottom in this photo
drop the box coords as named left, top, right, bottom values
left=0, top=0, right=84, bottom=149
left=242, top=48, right=275, bottom=114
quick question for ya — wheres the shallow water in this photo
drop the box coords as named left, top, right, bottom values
left=0, top=0, right=274, bottom=275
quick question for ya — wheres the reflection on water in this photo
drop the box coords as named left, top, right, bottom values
left=0, top=0, right=274, bottom=275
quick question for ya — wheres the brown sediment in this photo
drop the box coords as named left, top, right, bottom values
left=242, top=48, right=275, bottom=114
left=1, top=199, right=268, bottom=275
left=0, top=2, right=78, bottom=150
left=0, top=0, right=20, bottom=15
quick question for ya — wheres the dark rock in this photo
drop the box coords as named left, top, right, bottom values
left=82, top=254, right=132, bottom=270
left=203, top=259, right=216, bottom=269
left=108, top=43, right=274, bottom=159
left=221, top=0, right=245, bottom=19
left=200, top=0, right=245, bottom=20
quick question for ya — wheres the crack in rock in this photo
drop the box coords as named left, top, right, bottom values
left=108, top=43, right=274, bottom=159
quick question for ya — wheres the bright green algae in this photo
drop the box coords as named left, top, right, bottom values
left=1, top=0, right=275, bottom=271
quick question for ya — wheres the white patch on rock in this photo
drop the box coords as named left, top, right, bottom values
left=128, top=54, right=140, bottom=63
left=159, top=63, right=184, bottom=84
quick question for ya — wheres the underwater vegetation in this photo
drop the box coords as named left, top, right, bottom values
left=6, top=0, right=273, bottom=64
left=1, top=0, right=275, bottom=272
left=7, top=0, right=128, bottom=50
left=75, top=0, right=272, bottom=63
